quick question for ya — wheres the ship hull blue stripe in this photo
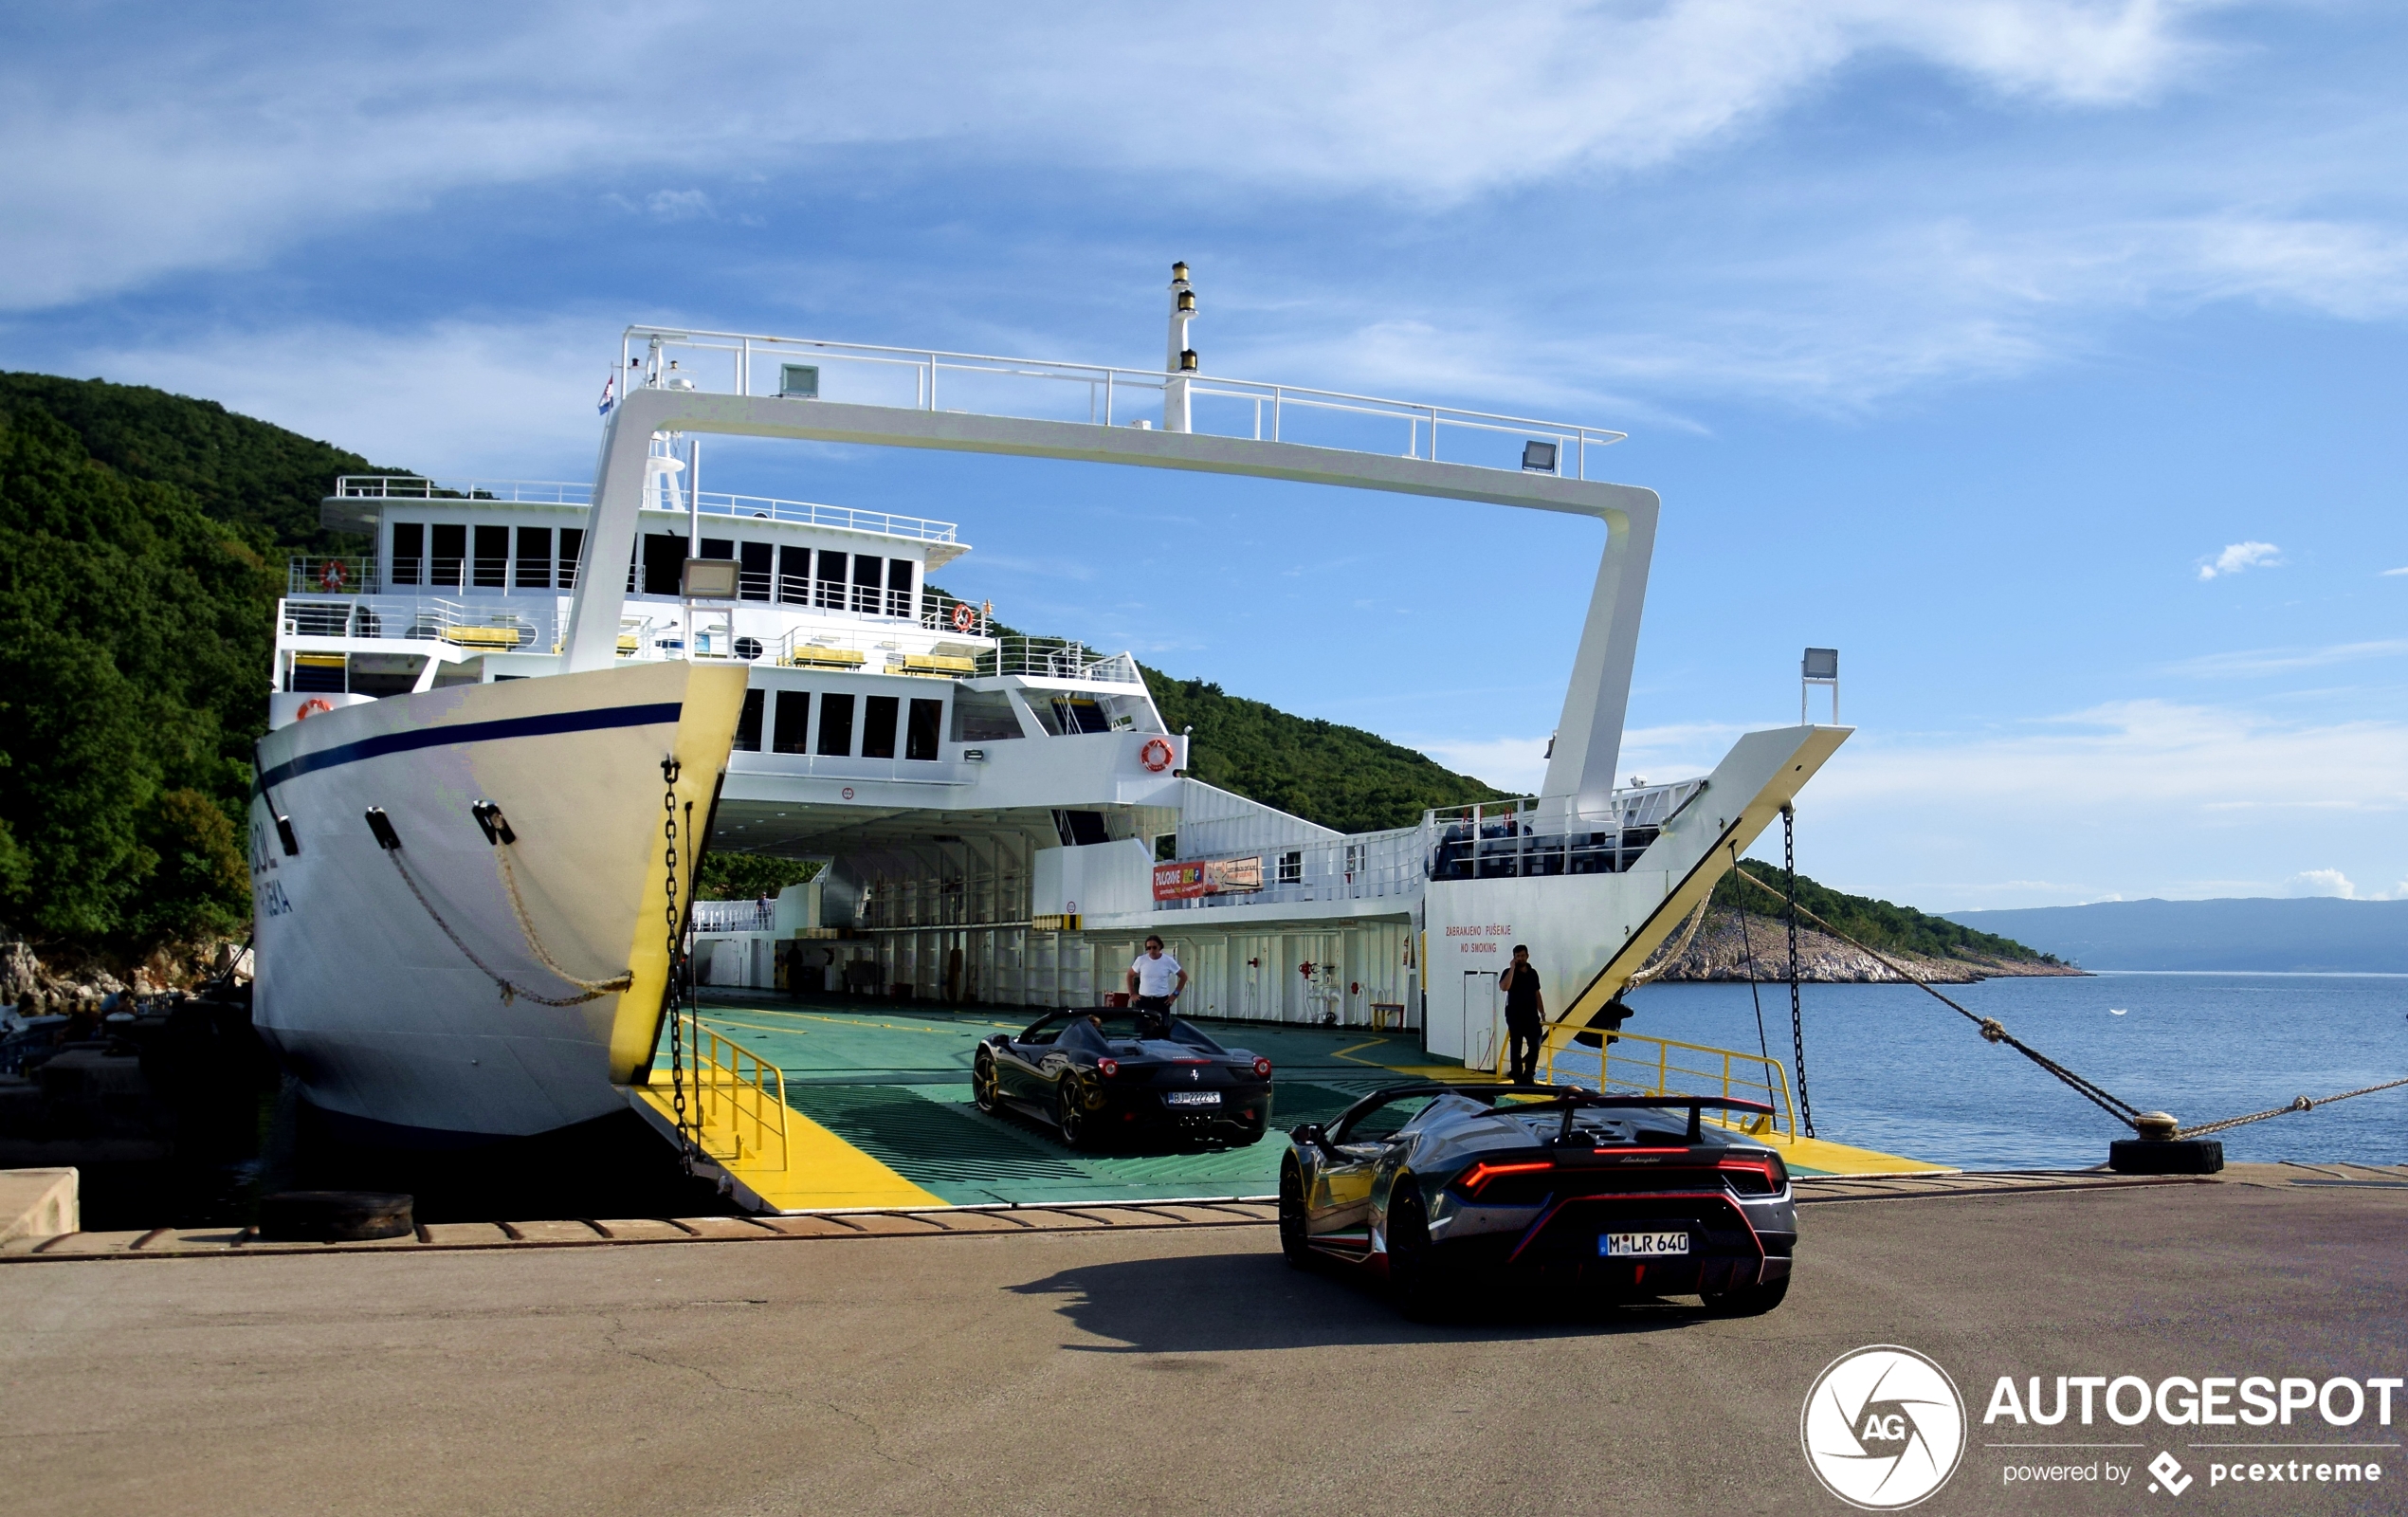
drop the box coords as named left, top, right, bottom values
left=254, top=702, right=684, bottom=795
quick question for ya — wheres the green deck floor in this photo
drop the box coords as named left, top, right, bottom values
left=693, top=994, right=1450, bottom=1205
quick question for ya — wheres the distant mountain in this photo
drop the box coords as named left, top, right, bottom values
left=1943, top=898, right=2408, bottom=974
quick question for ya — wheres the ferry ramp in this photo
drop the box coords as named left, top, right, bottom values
left=629, top=995, right=1943, bottom=1212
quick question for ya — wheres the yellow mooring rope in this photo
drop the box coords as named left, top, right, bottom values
left=1725, top=866, right=2408, bottom=1140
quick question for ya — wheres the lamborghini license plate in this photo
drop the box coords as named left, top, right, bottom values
left=1166, top=1091, right=1222, bottom=1106
left=1600, top=1231, right=1690, bottom=1257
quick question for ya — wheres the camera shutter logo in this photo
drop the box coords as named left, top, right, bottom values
left=1800, top=1345, right=1967, bottom=1509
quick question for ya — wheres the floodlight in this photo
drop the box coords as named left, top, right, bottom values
left=779, top=364, right=820, bottom=399
left=681, top=558, right=740, bottom=599
left=1522, top=440, right=1559, bottom=473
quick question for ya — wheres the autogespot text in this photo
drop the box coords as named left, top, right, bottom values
left=1986, top=1372, right=2398, bottom=1493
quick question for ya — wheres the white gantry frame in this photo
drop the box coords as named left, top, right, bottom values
left=564, top=379, right=1660, bottom=820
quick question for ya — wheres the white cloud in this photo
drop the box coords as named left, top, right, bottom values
left=2283, top=868, right=2356, bottom=899
left=2383, top=567, right=2408, bottom=576
left=2197, top=539, right=2281, bottom=580
left=1414, top=735, right=1553, bottom=795
left=2166, top=639, right=2408, bottom=677
left=0, top=1, right=2224, bottom=311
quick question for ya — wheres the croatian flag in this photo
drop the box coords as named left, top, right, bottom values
left=597, top=374, right=616, bottom=415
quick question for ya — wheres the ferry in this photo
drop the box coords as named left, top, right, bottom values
left=248, top=268, right=1864, bottom=1179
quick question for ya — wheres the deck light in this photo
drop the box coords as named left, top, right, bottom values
left=1522, top=440, right=1559, bottom=473
left=779, top=364, right=820, bottom=399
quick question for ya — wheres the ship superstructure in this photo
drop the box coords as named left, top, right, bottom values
left=251, top=277, right=1849, bottom=1143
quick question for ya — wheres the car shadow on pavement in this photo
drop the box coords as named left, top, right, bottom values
left=1008, top=1249, right=1723, bottom=1352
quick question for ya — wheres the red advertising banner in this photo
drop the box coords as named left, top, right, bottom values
left=1153, top=862, right=1208, bottom=901
left=1152, top=856, right=1266, bottom=902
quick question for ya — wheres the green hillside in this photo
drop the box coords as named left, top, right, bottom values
left=1710, top=864, right=2058, bottom=965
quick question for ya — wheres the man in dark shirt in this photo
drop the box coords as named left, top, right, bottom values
left=1501, top=943, right=1544, bottom=1084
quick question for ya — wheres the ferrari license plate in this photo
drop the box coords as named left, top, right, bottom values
left=1600, top=1231, right=1690, bottom=1257
left=1166, top=1091, right=1222, bottom=1106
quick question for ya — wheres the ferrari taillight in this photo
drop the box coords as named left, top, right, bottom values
left=1252, top=1056, right=1273, bottom=1080
left=1098, top=1058, right=1120, bottom=1078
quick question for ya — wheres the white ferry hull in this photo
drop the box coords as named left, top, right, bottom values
left=248, top=661, right=747, bottom=1141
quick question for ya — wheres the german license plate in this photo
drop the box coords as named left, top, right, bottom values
left=1166, top=1091, right=1221, bottom=1106
left=1601, top=1231, right=1689, bottom=1257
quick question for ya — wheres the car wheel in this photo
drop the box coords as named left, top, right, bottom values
left=1385, top=1179, right=1450, bottom=1321
left=1701, top=1272, right=1791, bottom=1317
left=1056, top=1084, right=1089, bottom=1150
left=972, top=1050, right=999, bottom=1113
left=1278, top=1155, right=1311, bottom=1270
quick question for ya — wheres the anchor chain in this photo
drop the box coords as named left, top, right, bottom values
left=1783, top=806, right=1815, bottom=1138
left=660, top=757, right=695, bottom=1175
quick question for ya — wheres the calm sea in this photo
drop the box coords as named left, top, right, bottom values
left=1608, top=973, right=2408, bottom=1170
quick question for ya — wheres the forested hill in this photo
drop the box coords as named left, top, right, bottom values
left=1709, top=865, right=2060, bottom=966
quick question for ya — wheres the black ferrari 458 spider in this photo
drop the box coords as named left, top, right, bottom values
left=1281, top=1083, right=1796, bottom=1318
left=973, top=1009, right=1274, bottom=1149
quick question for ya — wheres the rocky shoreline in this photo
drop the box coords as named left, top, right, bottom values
left=1644, top=908, right=2085, bottom=984
left=4, top=939, right=249, bottom=1016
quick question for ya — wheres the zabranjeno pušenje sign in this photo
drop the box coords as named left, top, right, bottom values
left=1800, top=1344, right=2399, bottom=1508
left=1151, top=856, right=1264, bottom=902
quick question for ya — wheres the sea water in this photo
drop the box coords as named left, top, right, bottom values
left=1604, top=973, right=2408, bottom=1170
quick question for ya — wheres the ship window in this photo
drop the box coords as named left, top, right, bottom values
left=777, top=545, right=810, bottom=605
left=642, top=534, right=684, bottom=595
left=515, top=526, right=552, bottom=589
left=391, top=522, right=423, bottom=586
left=905, top=699, right=941, bottom=760
left=1054, top=811, right=1110, bottom=847
left=817, top=693, right=855, bottom=756
left=815, top=550, right=847, bottom=610
left=430, top=523, right=466, bottom=589
left=734, top=689, right=764, bottom=753
left=851, top=555, right=883, bottom=614
left=701, top=538, right=733, bottom=560
left=1278, top=850, right=1303, bottom=885
left=885, top=557, right=916, bottom=618
left=739, top=540, right=772, bottom=602
left=772, top=689, right=810, bottom=754
left=862, top=695, right=900, bottom=758
left=950, top=686, right=1023, bottom=741
left=557, top=528, right=583, bottom=590
left=1045, top=694, right=1111, bottom=734
left=473, top=525, right=509, bottom=588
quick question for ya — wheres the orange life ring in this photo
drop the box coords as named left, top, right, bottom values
left=295, top=698, right=336, bottom=720
left=1139, top=737, right=1174, bottom=773
left=319, top=559, right=345, bottom=591
left=951, top=602, right=976, bottom=632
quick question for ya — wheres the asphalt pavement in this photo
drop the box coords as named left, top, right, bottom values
left=4, top=1173, right=2402, bottom=1516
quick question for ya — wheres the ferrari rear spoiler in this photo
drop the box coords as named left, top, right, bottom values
left=1308, top=1083, right=1774, bottom=1147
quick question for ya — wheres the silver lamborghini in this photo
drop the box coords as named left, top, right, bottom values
left=1278, top=1084, right=1797, bottom=1318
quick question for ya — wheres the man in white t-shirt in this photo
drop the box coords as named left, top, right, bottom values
left=1126, top=935, right=1186, bottom=1035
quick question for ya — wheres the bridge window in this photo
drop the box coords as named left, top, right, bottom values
left=390, top=522, right=423, bottom=586
left=430, top=524, right=465, bottom=589
left=772, top=690, right=810, bottom=754
left=905, top=699, right=942, bottom=760
left=473, top=525, right=509, bottom=588
left=885, top=557, right=916, bottom=617
left=950, top=687, right=1023, bottom=741
left=739, top=540, right=772, bottom=602
left=734, top=689, right=763, bottom=752
left=557, top=528, right=583, bottom=590
left=515, top=527, right=552, bottom=589
left=641, top=534, right=684, bottom=595
left=777, top=545, right=810, bottom=605
left=814, top=550, right=847, bottom=610
left=817, top=692, right=855, bottom=756
left=862, top=695, right=900, bottom=758
left=851, top=555, right=884, bottom=614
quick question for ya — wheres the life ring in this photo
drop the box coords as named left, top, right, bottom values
left=295, top=698, right=336, bottom=720
left=319, top=559, right=346, bottom=592
left=951, top=603, right=976, bottom=632
left=1139, top=737, right=1174, bottom=773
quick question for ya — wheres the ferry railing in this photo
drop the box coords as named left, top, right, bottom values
left=919, top=591, right=993, bottom=639
left=334, top=476, right=960, bottom=542
left=288, top=556, right=379, bottom=595
left=1540, top=1031, right=1797, bottom=1141
left=281, top=594, right=555, bottom=650
left=617, top=326, right=1629, bottom=482
left=690, top=900, right=777, bottom=933
left=979, top=637, right=1143, bottom=685
left=1419, top=780, right=1706, bottom=881
left=673, top=1010, right=789, bottom=1169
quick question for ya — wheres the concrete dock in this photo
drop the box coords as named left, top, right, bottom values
left=4, top=1164, right=2401, bottom=1514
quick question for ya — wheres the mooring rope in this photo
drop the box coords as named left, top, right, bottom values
left=384, top=847, right=624, bottom=1007
left=1624, top=895, right=1713, bottom=989
left=492, top=844, right=635, bottom=997
left=1724, top=865, right=2408, bottom=1140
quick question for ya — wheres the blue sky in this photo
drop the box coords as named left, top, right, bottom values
left=5, top=2, right=2405, bottom=909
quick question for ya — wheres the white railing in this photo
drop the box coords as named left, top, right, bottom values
left=332, top=476, right=960, bottom=543
left=690, top=900, right=776, bottom=933
left=1155, top=827, right=1423, bottom=913
left=616, top=327, right=1629, bottom=482
left=1421, top=780, right=1707, bottom=881
left=281, top=595, right=556, bottom=650
left=981, top=637, right=1142, bottom=685
left=288, top=556, right=379, bottom=595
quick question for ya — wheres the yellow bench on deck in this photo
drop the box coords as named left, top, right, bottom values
left=901, top=652, right=976, bottom=677
left=784, top=647, right=867, bottom=670
left=443, top=625, right=524, bottom=649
